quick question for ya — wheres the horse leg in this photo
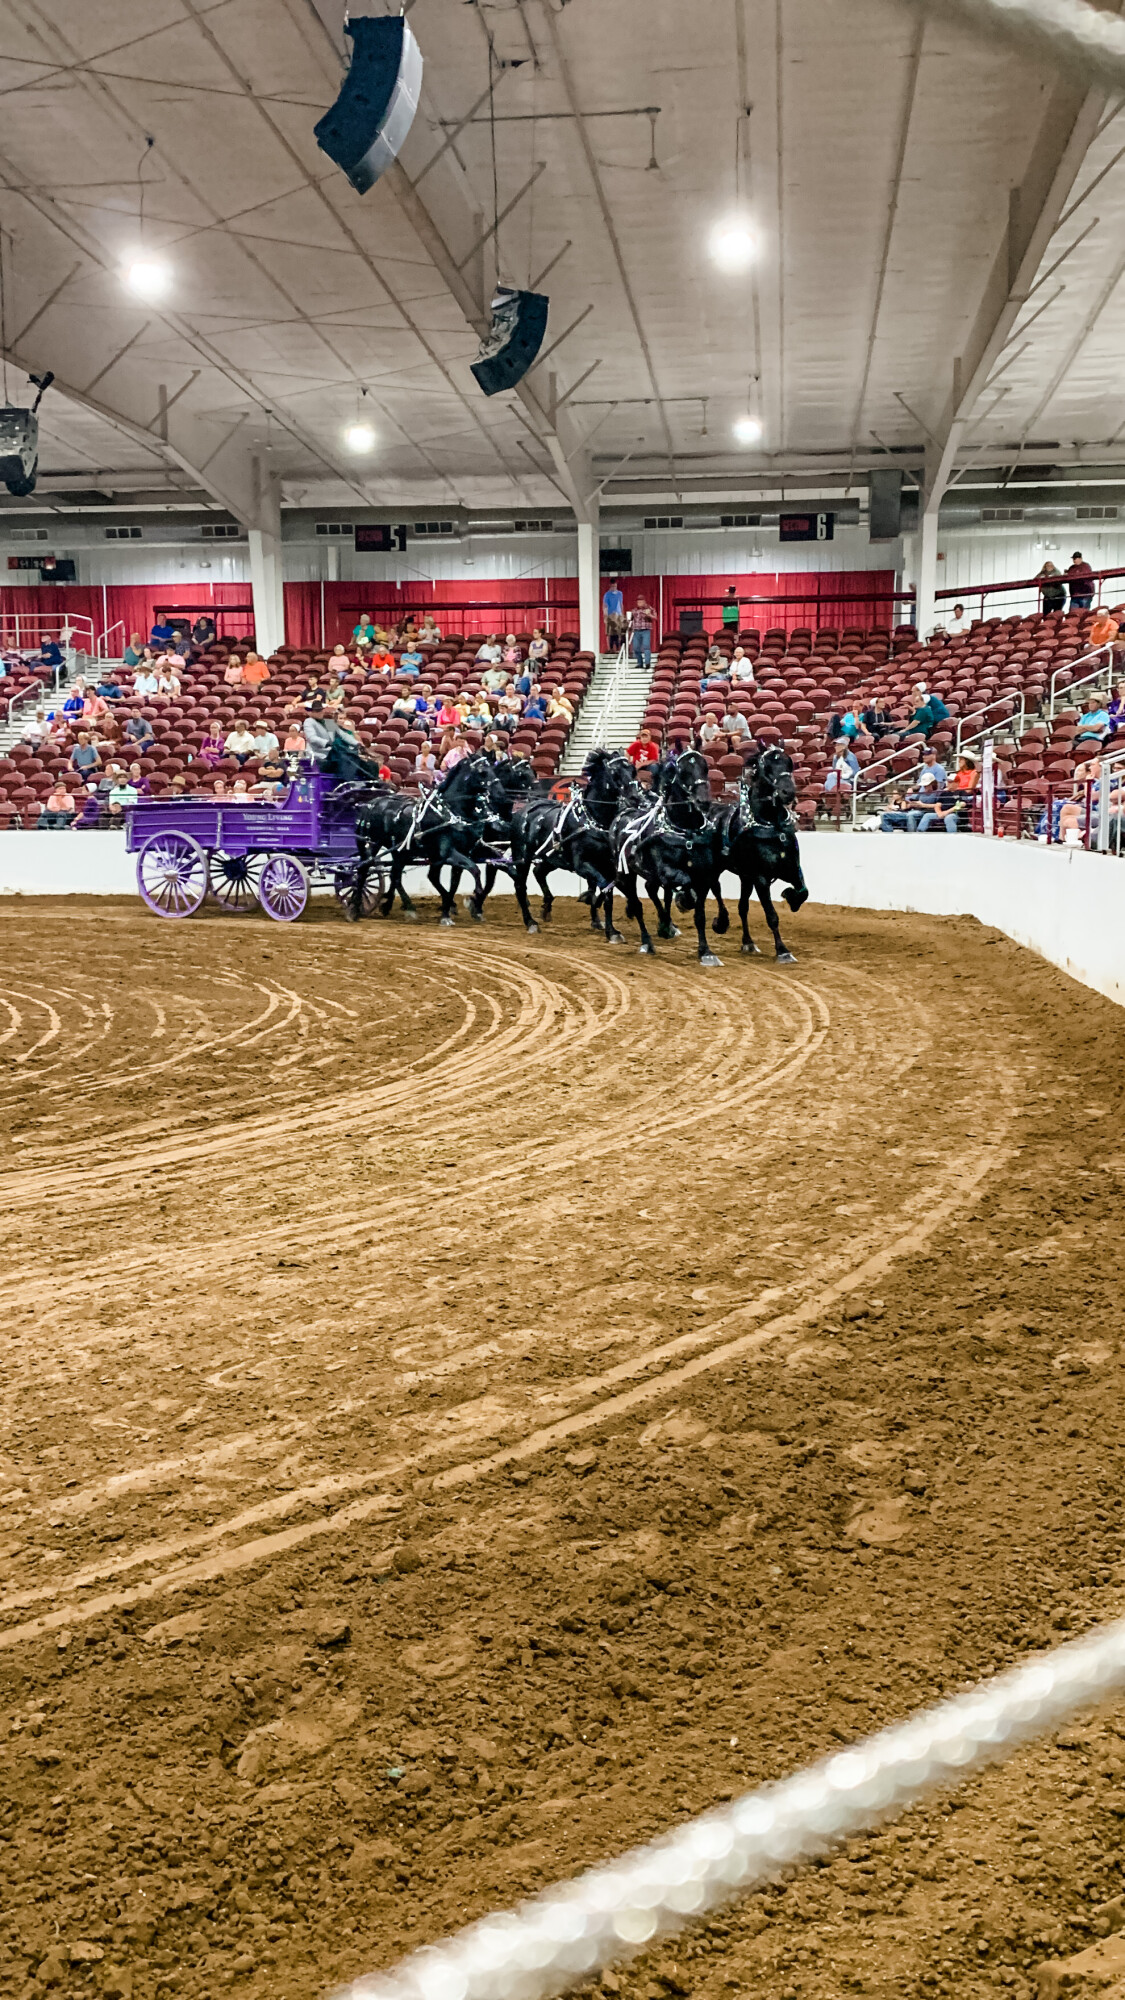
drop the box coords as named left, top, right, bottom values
left=468, top=864, right=496, bottom=922
left=429, top=863, right=456, bottom=924
left=447, top=845, right=485, bottom=920
left=533, top=863, right=555, bottom=922
left=514, top=861, right=539, bottom=933
left=655, top=880, right=680, bottom=940
left=693, top=872, right=722, bottom=966
left=394, top=855, right=419, bottom=918
left=622, top=870, right=655, bottom=954
left=739, top=882, right=761, bottom=954
left=712, top=887, right=731, bottom=936
left=758, top=881, right=796, bottom=962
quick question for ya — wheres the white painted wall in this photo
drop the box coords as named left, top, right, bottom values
left=2, top=832, right=1122, bottom=1010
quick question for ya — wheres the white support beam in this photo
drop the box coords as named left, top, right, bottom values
left=247, top=463, right=286, bottom=658
left=576, top=514, right=600, bottom=657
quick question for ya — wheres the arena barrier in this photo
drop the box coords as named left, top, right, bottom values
left=340, top=1616, right=1125, bottom=2000
left=2, top=831, right=1122, bottom=1009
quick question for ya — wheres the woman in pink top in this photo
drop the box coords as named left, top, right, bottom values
left=223, top=655, right=244, bottom=686
left=283, top=724, right=306, bottom=758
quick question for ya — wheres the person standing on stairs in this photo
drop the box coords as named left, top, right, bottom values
left=628, top=596, right=656, bottom=669
left=603, top=577, right=625, bottom=650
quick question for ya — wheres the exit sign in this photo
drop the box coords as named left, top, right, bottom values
left=779, top=512, right=834, bottom=542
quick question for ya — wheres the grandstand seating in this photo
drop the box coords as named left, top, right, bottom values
left=0, top=635, right=593, bottom=825
left=640, top=606, right=1122, bottom=822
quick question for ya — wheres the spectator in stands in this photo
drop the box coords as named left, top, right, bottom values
left=1073, top=748, right=1101, bottom=786
left=225, top=721, right=257, bottom=766
left=252, top=719, right=280, bottom=761
left=721, top=585, right=740, bottom=630
left=107, top=774, right=138, bottom=809
left=150, top=616, right=174, bottom=647
left=302, top=703, right=335, bottom=762
left=481, top=660, right=510, bottom=693
left=399, top=643, right=425, bottom=676
left=1066, top=553, right=1095, bottom=611
left=389, top=688, right=415, bottom=724
left=1090, top=605, right=1120, bottom=660
left=283, top=722, right=306, bottom=759
left=822, top=745, right=859, bottom=797
left=603, top=579, right=625, bottom=648
left=699, top=714, right=723, bottom=749
left=415, top=744, right=439, bottom=781
left=197, top=724, right=226, bottom=769
left=367, top=645, right=395, bottom=675
left=353, top=613, right=376, bottom=648
left=37, top=780, right=76, bottom=830
left=950, top=754, right=979, bottom=793
left=547, top=688, right=573, bottom=723
left=945, top=603, right=972, bottom=636
left=465, top=693, right=492, bottom=730
left=626, top=728, right=660, bottom=767
left=324, top=672, right=348, bottom=711
left=242, top=650, right=269, bottom=689
left=909, top=688, right=950, bottom=737
left=210, top=777, right=229, bottom=800
left=702, top=646, right=730, bottom=687
left=191, top=614, right=216, bottom=647
left=1108, top=682, right=1125, bottom=734
left=497, top=694, right=525, bottom=733
left=62, top=680, right=86, bottom=726
left=156, top=663, right=181, bottom=698
left=95, top=670, right=124, bottom=703
left=861, top=699, right=894, bottom=739
left=82, top=684, right=109, bottom=725
left=73, top=785, right=102, bottom=830
left=125, top=712, right=155, bottom=753
left=502, top=634, right=523, bottom=667
left=628, top=596, right=657, bottom=668
left=126, top=761, right=150, bottom=797
left=441, top=732, right=468, bottom=771
left=132, top=663, right=159, bottom=698
left=525, top=687, right=548, bottom=722
left=1037, top=561, right=1066, bottom=614
left=482, top=731, right=508, bottom=762
left=829, top=705, right=863, bottom=741
left=38, top=636, right=64, bottom=673
left=123, top=633, right=144, bottom=668
left=721, top=706, right=750, bottom=743
left=730, top=646, right=755, bottom=684
left=1074, top=695, right=1110, bottom=744
left=21, top=707, right=48, bottom=747
left=529, top=628, right=550, bottom=664
left=476, top=633, right=502, bottom=664
left=224, top=654, right=244, bottom=686
left=912, top=796, right=964, bottom=834
left=914, top=746, right=947, bottom=796
left=419, top=614, right=442, bottom=644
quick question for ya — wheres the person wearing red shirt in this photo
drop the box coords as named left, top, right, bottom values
left=626, top=728, right=660, bottom=766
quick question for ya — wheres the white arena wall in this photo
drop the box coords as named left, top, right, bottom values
left=1, top=832, right=1122, bottom=1012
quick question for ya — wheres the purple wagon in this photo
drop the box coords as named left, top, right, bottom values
left=125, top=768, right=385, bottom=921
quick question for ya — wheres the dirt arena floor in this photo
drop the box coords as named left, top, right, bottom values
left=1, top=892, right=1123, bottom=2000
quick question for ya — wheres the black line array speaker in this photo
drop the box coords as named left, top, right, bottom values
left=470, top=286, right=550, bottom=397
left=869, top=468, right=904, bottom=541
left=314, top=15, right=423, bottom=195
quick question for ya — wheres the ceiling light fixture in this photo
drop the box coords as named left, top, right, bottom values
left=710, top=218, right=757, bottom=271
left=733, top=415, right=763, bottom=445
left=344, top=422, right=376, bottom=453
left=124, top=258, right=172, bottom=302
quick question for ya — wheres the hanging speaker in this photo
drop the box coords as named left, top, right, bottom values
left=470, top=287, right=550, bottom=397
left=314, top=15, right=423, bottom=195
left=869, top=468, right=904, bottom=541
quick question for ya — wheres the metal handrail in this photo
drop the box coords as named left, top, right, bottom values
left=96, top=620, right=126, bottom=661
left=1096, top=742, right=1125, bottom=856
left=577, top=643, right=630, bottom=749
left=1048, top=641, right=1116, bottom=715
left=955, top=688, right=1025, bottom=756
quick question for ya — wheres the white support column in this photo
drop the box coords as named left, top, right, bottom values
left=246, top=458, right=285, bottom=657
left=576, top=510, right=600, bottom=655
left=916, top=485, right=942, bottom=641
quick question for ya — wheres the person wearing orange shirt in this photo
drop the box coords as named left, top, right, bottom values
left=1089, top=606, right=1120, bottom=663
left=241, top=650, right=270, bottom=688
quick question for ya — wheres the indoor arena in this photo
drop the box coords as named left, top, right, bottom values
left=2, top=6, right=1125, bottom=2000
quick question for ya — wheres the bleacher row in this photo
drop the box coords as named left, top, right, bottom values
left=641, top=610, right=1119, bottom=819
left=0, top=636, right=593, bottom=821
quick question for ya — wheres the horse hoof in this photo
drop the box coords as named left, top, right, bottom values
left=439, top=916, right=455, bottom=928
left=468, top=907, right=484, bottom=924
left=700, top=953, right=723, bottom=968
left=741, top=941, right=761, bottom=955
left=525, top=922, right=540, bottom=935
left=713, top=915, right=730, bottom=935
left=776, top=950, right=796, bottom=963
left=607, top=931, right=624, bottom=944
left=402, top=910, right=419, bottom=923
left=639, top=942, right=655, bottom=956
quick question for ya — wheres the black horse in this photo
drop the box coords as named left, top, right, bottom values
left=512, top=748, right=642, bottom=940
left=444, top=754, right=543, bottom=920
left=350, top=752, right=502, bottom=924
left=613, top=749, right=725, bottom=963
left=712, top=746, right=808, bottom=960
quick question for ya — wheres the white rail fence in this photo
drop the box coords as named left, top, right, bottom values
left=340, top=1616, right=1125, bottom=2000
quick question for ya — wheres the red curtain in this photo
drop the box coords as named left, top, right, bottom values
left=662, top=570, right=900, bottom=636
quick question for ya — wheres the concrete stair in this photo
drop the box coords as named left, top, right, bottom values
left=560, top=651, right=655, bottom=773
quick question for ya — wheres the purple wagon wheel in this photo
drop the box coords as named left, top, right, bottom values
left=257, top=854, right=309, bottom=922
left=136, top=831, right=208, bottom=918
left=208, top=851, right=263, bottom=913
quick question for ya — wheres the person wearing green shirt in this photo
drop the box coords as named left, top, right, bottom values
left=721, top=585, right=740, bottom=629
